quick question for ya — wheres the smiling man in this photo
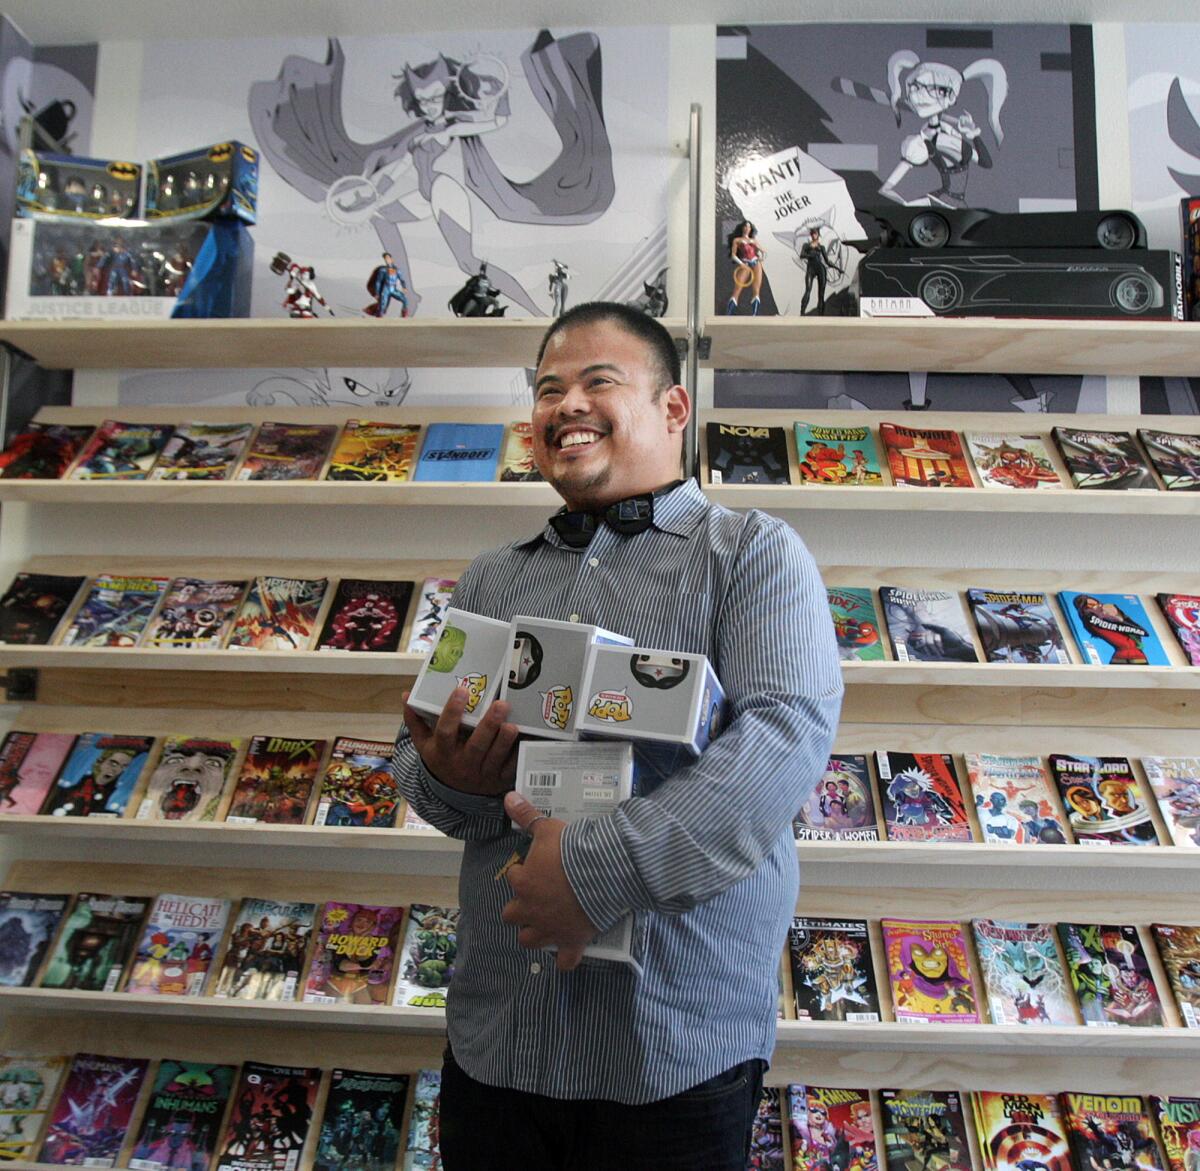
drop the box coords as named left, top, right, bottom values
left=390, top=301, right=842, bottom=1170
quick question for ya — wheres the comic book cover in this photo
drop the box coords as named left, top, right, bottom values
left=402, top=805, right=437, bottom=832
left=1138, top=429, right=1200, bottom=491
left=214, top=1062, right=319, bottom=1171
left=412, top=422, right=504, bottom=482
left=126, top=894, right=232, bottom=996
left=0, top=1055, right=66, bottom=1161
left=747, top=1086, right=786, bottom=1170
left=303, top=902, right=403, bottom=1005
left=794, top=423, right=883, bottom=485
left=793, top=755, right=879, bottom=841
left=964, top=754, right=1070, bottom=845
left=787, top=916, right=880, bottom=1022
left=0, top=731, right=76, bottom=815
left=227, top=577, right=328, bottom=652
left=326, top=420, right=421, bottom=482
left=0, top=890, right=70, bottom=986
left=879, top=424, right=973, bottom=488
left=58, top=575, right=170, bottom=647
left=827, top=587, right=885, bottom=662
left=966, top=590, right=1070, bottom=664
left=1142, top=758, right=1200, bottom=848
left=406, top=578, right=457, bottom=654
left=705, top=422, right=791, bottom=485
left=401, top=1069, right=441, bottom=1171
left=313, top=1069, right=409, bottom=1171
left=313, top=738, right=401, bottom=828
left=141, top=577, right=248, bottom=650
left=0, top=422, right=93, bottom=479
left=499, top=421, right=542, bottom=482
left=38, top=1052, right=149, bottom=1166
left=1051, top=428, right=1157, bottom=491
left=965, top=433, right=1064, bottom=490
left=149, top=422, right=254, bottom=480
left=876, top=752, right=972, bottom=843
left=1061, top=1094, right=1163, bottom=1171
left=970, top=1091, right=1071, bottom=1171
left=316, top=580, right=413, bottom=653
left=39, top=892, right=150, bottom=991
left=1048, top=755, right=1159, bottom=846
left=879, top=588, right=978, bottom=663
left=1057, top=922, right=1163, bottom=1027
left=1151, top=1097, right=1200, bottom=1171
left=971, top=919, right=1076, bottom=1026
left=70, top=420, right=173, bottom=481
left=137, top=736, right=242, bottom=823
left=236, top=422, right=337, bottom=481
left=880, top=1090, right=971, bottom=1171
left=1059, top=592, right=1172, bottom=667
left=224, top=736, right=327, bottom=825
left=1157, top=594, right=1200, bottom=667
left=41, top=732, right=154, bottom=818
left=1151, top=924, right=1200, bottom=1029
left=787, top=1085, right=877, bottom=1171
left=0, top=572, right=85, bottom=645
left=881, top=918, right=980, bottom=1022
left=128, top=1060, right=236, bottom=1171
left=211, top=898, right=316, bottom=1001
left=391, top=904, right=459, bottom=1010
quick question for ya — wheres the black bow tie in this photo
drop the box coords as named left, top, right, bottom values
left=549, top=482, right=683, bottom=549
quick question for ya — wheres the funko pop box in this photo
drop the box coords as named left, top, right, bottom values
left=407, top=608, right=511, bottom=729
left=145, top=140, right=259, bottom=225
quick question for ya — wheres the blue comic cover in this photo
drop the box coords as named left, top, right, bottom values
left=40, top=732, right=154, bottom=817
left=58, top=575, right=170, bottom=647
left=413, top=423, right=504, bottom=482
left=0, top=890, right=70, bottom=986
left=70, top=420, right=174, bottom=480
left=1058, top=591, right=1172, bottom=666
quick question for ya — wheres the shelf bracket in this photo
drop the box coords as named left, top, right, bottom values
left=4, top=669, right=38, bottom=703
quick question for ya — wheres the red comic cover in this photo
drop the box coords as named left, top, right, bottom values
left=0, top=423, right=93, bottom=479
left=315, top=580, right=413, bottom=653
left=877, top=751, right=972, bottom=842
left=880, top=424, right=973, bottom=488
left=788, top=1085, right=877, bottom=1171
left=214, top=1062, right=319, bottom=1171
left=971, top=1092, right=1071, bottom=1171
left=224, top=736, right=326, bottom=825
left=882, top=917, right=981, bottom=1023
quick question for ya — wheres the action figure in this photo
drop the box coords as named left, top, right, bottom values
left=283, top=262, right=332, bottom=319
left=449, top=262, right=507, bottom=317
left=726, top=220, right=765, bottom=315
left=365, top=252, right=409, bottom=317
left=99, top=237, right=142, bottom=296
left=799, top=226, right=843, bottom=315
left=548, top=259, right=570, bottom=317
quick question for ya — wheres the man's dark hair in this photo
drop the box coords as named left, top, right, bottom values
left=536, top=301, right=681, bottom=391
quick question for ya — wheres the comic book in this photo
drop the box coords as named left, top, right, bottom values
left=58, top=575, right=170, bottom=647
left=1059, top=591, right=1172, bottom=667
left=406, top=577, right=457, bottom=654
left=391, top=904, right=459, bottom=1010
left=1060, top=1093, right=1163, bottom=1171
left=794, top=423, right=883, bottom=485
left=211, top=898, right=316, bottom=1001
left=876, top=752, right=972, bottom=843
left=313, top=1068, right=410, bottom=1171
left=1142, top=757, right=1200, bottom=848
left=793, top=755, right=879, bottom=841
left=128, top=1060, right=236, bottom=1171
left=303, top=902, right=404, bottom=1005
left=0, top=890, right=70, bottom=986
left=747, top=1086, right=786, bottom=1170
left=705, top=422, right=791, bottom=485
left=126, top=894, right=232, bottom=996
left=880, top=1089, right=971, bottom=1171
left=787, top=916, right=880, bottom=1022
left=879, top=424, right=973, bottom=488
left=326, top=420, right=421, bottom=481
left=0, top=730, right=76, bottom=815
left=0, top=571, right=85, bottom=645
left=402, top=805, right=437, bottom=832
left=827, top=587, right=885, bottom=662
left=965, top=589, right=1070, bottom=664
left=70, top=420, right=174, bottom=481
left=1057, top=922, right=1163, bottom=1027
left=41, top=732, right=153, bottom=818
left=965, top=432, right=1064, bottom=490
left=39, top=892, right=150, bottom=991
left=0, top=422, right=93, bottom=479
left=1157, top=593, right=1200, bottom=666
left=412, top=422, right=504, bottom=482
left=214, top=1062, right=319, bottom=1171
left=499, top=421, right=542, bottom=482
left=879, top=588, right=978, bottom=663
left=971, top=919, right=1076, bottom=1026
left=149, top=422, right=253, bottom=480
left=136, top=736, right=242, bottom=823
left=1051, top=427, right=1157, bottom=491
left=224, top=736, right=327, bottom=825
left=965, top=754, right=1070, bottom=845
left=787, top=1085, right=877, bottom=1171
left=0, top=1055, right=66, bottom=1161
left=1151, top=924, right=1200, bottom=1029
left=1137, top=429, right=1200, bottom=491
left=401, top=1069, right=442, bottom=1171
left=38, top=1052, right=149, bottom=1166
left=313, top=738, right=401, bottom=828
left=881, top=918, right=981, bottom=1022
left=141, top=577, right=247, bottom=649
left=1151, top=1097, right=1200, bottom=1171
left=316, top=579, right=413, bottom=653
left=236, top=421, right=337, bottom=481
left=227, top=577, right=328, bottom=651
left=1048, top=755, right=1159, bottom=846
left=970, top=1091, right=1071, bottom=1171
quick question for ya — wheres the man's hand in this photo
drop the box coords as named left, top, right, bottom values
left=403, top=688, right=519, bottom=797
left=500, top=792, right=598, bottom=972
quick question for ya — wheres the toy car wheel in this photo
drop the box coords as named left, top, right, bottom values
left=1110, top=274, right=1152, bottom=314
left=1096, top=214, right=1137, bottom=251
left=908, top=212, right=951, bottom=249
left=918, top=271, right=963, bottom=313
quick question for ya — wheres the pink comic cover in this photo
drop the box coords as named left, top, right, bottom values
left=0, top=731, right=76, bottom=815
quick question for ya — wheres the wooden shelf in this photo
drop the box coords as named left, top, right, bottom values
left=0, top=644, right=428, bottom=674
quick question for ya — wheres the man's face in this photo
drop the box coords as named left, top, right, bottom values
left=531, top=320, right=688, bottom=511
